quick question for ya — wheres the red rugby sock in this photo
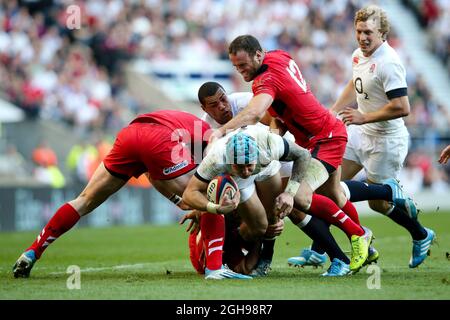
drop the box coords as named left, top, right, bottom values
left=200, top=213, right=225, bottom=271
left=27, top=203, right=80, bottom=259
left=341, top=199, right=361, bottom=225
left=308, top=194, right=364, bottom=238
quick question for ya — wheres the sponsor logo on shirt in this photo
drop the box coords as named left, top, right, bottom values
left=369, top=63, right=376, bottom=73
left=163, top=160, right=189, bottom=175
left=353, top=56, right=359, bottom=64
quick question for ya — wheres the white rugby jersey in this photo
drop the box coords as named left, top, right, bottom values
left=352, top=41, right=409, bottom=137
left=201, top=92, right=254, bottom=129
left=195, top=125, right=287, bottom=182
left=201, top=92, right=296, bottom=141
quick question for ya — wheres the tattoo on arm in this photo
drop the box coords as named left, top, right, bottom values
left=283, top=140, right=311, bottom=184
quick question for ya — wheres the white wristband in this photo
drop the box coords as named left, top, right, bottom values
left=206, top=202, right=220, bottom=214
left=285, top=180, right=301, bottom=197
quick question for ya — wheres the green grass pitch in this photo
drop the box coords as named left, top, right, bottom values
left=1, top=212, right=449, bottom=300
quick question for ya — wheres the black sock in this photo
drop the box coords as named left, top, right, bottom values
left=302, top=217, right=350, bottom=264
left=344, top=180, right=392, bottom=202
left=387, top=206, right=427, bottom=240
left=311, top=240, right=326, bottom=255
left=260, top=238, right=275, bottom=261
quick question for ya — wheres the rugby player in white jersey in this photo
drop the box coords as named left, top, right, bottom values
left=183, top=124, right=374, bottom=275
left=327, top=5, right=435, bottom=268
left=193, top=82, right=356, bottom=276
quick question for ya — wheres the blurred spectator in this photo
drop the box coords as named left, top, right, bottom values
left=0, top=144, right=29, bottom=179
left=128, top=174, right=152, bottom=188
left=32, top=140, right=58, bottom=167
left=403, top=0, right=450, bottom=74
left=402, top=0, right=440, bottom=27
left=33, top=163, right=66, bottom=188
left=0, top=0, right=448, bottom=191
left=31, top=139, right=65, bottom=188
left=65, top=140, right=97, bottom=183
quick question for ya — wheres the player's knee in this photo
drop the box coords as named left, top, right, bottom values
left=249, top=223, right=268, bottom=241
left=326, top=183, right=347, bottom=207
left=295, top=194, right=312, bottom=212
left=294, top=184, right=313, bottom=211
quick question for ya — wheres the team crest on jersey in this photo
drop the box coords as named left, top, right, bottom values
left=163, top=160, right=189, bottom=175
left=369, top=63, right=376, bottom=73
left=353, top=56, right=359, bottom=64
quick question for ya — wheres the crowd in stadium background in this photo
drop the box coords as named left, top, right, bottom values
left=0, top=0, right=449, bottom=194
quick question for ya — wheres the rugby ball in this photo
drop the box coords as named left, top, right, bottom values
left=206, top=174, right=238, bottom=204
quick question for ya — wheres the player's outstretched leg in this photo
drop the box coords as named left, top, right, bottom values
left=12, top=203, right=80, bottom=278
left=12, top=163, right=126, bottom=278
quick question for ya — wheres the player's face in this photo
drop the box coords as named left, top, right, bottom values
left=231, top=164, right=256, bottom=179
left=201, top=88, right=232, bottom=124
left=355, top=19, right=384, bottom=57
left=229, top=50, right=263, bottom=82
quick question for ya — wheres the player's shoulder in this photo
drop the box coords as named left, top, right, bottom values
left=267, top=49, right=291, bottom=57
left=227, top=92, right=253, bottom=115
left=201, top=138, right=227, bottom=169
left=201, top=113, right=218, bottom=128
left=227, top=92, right=253, bottom=102
left=374, top=42, right=403, bottom=65
left=254, top=50, right=290, bottom=85
left=352, top=48, right=362, bottom=60
left=242, top=124, right=270, bottom=135
left=242, top=125, right=277, bottom=146
left=376, top=44, right=406, bottom=79
left=265, top=50, right=292, bottom=65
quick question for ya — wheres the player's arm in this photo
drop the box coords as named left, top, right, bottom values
left=182, top=174, right=239, bottom=214
left=148, top=174, right=191, bottom=210
left=358, top=95, right=410, bottom=123
left=259, top=111, right=273, bottom=126
left=330, top=79, right=356, bottom=115
left=282, top=140, right=312, bottom=189
left=274, top=140, right=312, bottom=217
left=215, top=94, right=273, bottom=138
left=340, top=95, right=410, bottom=125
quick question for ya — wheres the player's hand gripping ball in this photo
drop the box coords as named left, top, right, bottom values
left=207, top=174, right=238, bottom=204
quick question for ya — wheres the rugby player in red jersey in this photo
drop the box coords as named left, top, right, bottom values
left=12, top=110, right=250, bottom=279
left=212, top=35, right=373, bottom=272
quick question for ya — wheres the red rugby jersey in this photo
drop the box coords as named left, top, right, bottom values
left=252, top=50, right=337, bottom=147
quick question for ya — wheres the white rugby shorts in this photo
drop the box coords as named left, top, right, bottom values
left=344, top=125, right=408, bottom=183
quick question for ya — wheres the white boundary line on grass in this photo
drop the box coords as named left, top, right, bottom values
left=46, top=260, right=188, bottom=275
left=0, top=260, right=186, bottom=274
left=49, top=262, right=154, bottom=275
